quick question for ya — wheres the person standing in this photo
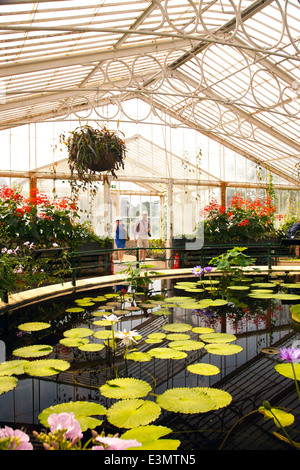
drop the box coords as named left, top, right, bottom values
left=134, top=211, right=150, bottom=264
left=114, top=217, right=127, bottom=262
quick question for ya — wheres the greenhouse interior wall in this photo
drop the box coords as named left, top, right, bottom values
left=0, top=105, right=299, bottom=243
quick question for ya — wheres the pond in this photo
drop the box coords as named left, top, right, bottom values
left=0, top=272, right=300, bottom=451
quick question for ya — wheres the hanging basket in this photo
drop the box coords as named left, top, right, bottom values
left=61, top=125, right=126, bottom=182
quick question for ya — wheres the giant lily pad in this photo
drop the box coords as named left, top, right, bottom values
left=13, top=344, right=53, bottom=358
left=59, top=337, right=89, bottom=347
left=38, top=401, right=106, bottom=431
left=24, top=359, right=70, bottom=377
left=0, top=376, right=18, bottom=395
left=78, top=343, right=105, bottom=352
left=93, top=330, right=113, bottom=339
left=100, top=378, right=152, bottom=399
left=121, top=425, right=181, bottom=450
left=125, top=352, right=152, bottom=362
left=107, top=399, right=161, bottom=429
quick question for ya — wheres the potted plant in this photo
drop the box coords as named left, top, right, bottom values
left=60, top=125, right=126, bottom=193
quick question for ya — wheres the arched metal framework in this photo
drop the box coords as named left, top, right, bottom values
left=0, top=0, right=299, bottom=187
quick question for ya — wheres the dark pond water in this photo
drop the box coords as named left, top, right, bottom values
left=0, top=273, right=300, bottom=451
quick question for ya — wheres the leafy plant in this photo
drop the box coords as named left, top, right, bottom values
left=208, top=246, right=255, bottom=281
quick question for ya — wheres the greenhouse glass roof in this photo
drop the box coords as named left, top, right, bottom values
left=0, top=0, right=299, bottom=185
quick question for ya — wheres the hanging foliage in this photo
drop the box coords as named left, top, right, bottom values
left=60, top=124, right=126, bottom=194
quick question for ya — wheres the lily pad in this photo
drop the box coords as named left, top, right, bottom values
left=24, top=359, right=70, bottom=377
left=273, top=293, right=300, bottom=300
left=13, top=344, right=53, bottom=358
left=147, top=333, right=166, bottom=339
left=200, top=333, right=236, bottom=343
left=275, top=363, right=300, bottom=381
left=100, top=378, right=152, bottom=399
left=161, top=323, right=192, bottom=333
left=125, top=352, right=152, bottom=362
left=121, top=425, right=181, bottom=450
left=63, top=327, right=94, bottom=338
left=192, top=327, right=215, bottom=334
left=204, top=343, right=243, bottom=355
left=148, top=347, right=187, bottom=360
left=0, top=376, right=18, bottom=395
left=156, top=387, right=231, bottom=414
left=259, top=405, right=295, bottom=428
left=0, top=360, right=28, bottom=376
left=107, top=399, right=161, bottom=429
left=65, top=307, right=85, bottom=313
left=17, top=322, right=51, bottom=332
left=187, top=363, right=220, bottom=376
left=38, top=401, right=106, bottom=432
left=78, top=343, right=105, bottom=352
left=152, top=309, right=172, bottom=316
left=168, top=340, right=204, bottom=351
left=59, top=337, right=89, bottom=347
left=93, top=330, right=113, bottom=339
left=166, top=333, right=191, bottom=341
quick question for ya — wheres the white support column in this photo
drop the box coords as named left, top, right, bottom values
left=166, top=179, right=173, bottom=268
left=103, top=176, right=111, bottom=238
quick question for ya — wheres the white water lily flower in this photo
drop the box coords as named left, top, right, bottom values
left=115, top=329, right=138, bottom=346
left=103, top=314, right=120, bottom=323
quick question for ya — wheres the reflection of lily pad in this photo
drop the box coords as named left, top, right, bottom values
left=121, top=425, right=181, bottom=450
left=18, top=322, right=51, bottom=332
left=187, top=363, right=220, bottom=376
left=107, top=399, right=161, bottom=429
left=24, top=359, right=70, bottom=377
left=100, top=378, right=152, bottom=399
left=0, top=376, right=18, bottom=395
left=13, top=344, right=53, bottom=358
left=39, top=401, right=106, bottom=432
left=204, top=343, right=243, bottom=355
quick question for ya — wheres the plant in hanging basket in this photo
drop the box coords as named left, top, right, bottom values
left=60, top=125, right=126, bottom=191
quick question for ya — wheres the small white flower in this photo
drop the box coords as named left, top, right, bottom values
left=115, top=329, right=138, bottom=346
left=103, top=314, right=120, bottom=323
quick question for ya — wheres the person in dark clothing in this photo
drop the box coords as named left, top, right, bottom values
left=287, top=222, right=300, bottom=238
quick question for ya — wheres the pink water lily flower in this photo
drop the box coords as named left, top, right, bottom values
left=47, top=412, right=83, bottom=440
left=279, top=347, right=300, bottom=363
left=192, top=266, right=203, bottom=276
left=0, top=426, right=33, bottom=450
left=92, top=436, right=142, bottom=450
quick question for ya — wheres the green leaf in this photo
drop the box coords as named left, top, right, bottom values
left=107, top=399, right=161, bottom=429
left=0, top=376, right=18, bottom=395
left=78, top=343, right=105, bottom=352
left=59, top=337, right=89, bottom=347
left=100, top=378, right=152, bottom=399
left=125, top=352, right=152, bottom=362
left=93, top=330, right=113, bottom=339
left=38, top=401, right=106, bottom=432
left=121, top=425, right=181, bottom=450
left=13, top=344, right=53, bottom=358
left=192, top=327, right=215, bottom=334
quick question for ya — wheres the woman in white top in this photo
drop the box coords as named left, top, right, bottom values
left=134, top=211, right=151, bottom=264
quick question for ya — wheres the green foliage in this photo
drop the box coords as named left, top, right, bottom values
left=209, top=246, right=255, bottom=279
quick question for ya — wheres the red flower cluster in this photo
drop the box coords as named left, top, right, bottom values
left=238, top=219, right=249, bottom=226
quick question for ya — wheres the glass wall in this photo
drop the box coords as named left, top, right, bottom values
left=119, top=194, right=161, bottom=239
